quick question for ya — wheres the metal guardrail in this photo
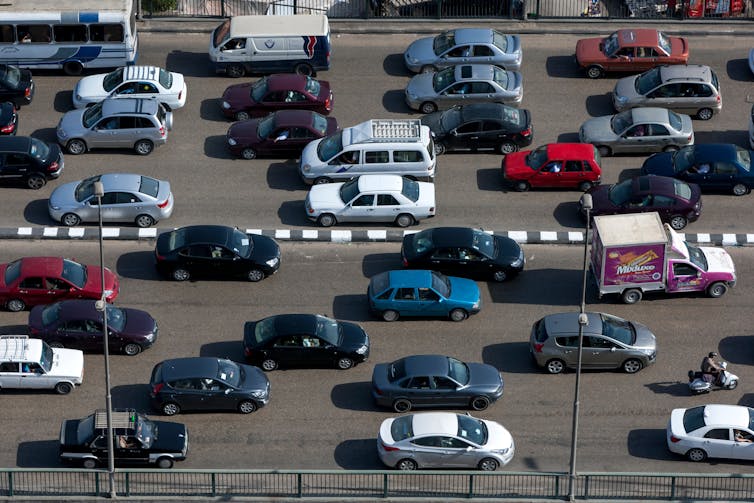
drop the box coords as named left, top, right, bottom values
left=2, top=469, right=754, bottom=500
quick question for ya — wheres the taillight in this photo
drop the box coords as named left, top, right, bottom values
left=325, top=97, right=331, bottom=110
left=24, top=87, right=31, bottom=98
left=29, top=326, right=39, bottom=335
left=373, top=387, right=383, bottom=396
left=47, top=161, right=59, bottom=172
left=155, top=253, right=165, bottom=261
left=326, top=50, right=330, bottom=63
left=533, top=343, right=544, bottom=353
left=244, top=347, right=252, bottom=356
left=160, top=125, right=166, bottom=136
left=152, top=383, right=164, bottom=394
left=716, top=95, right=721, bottom=103
left=669, top=436, right=681, bottom=443
left=520, top=127, right=532, bottom=137
left=402, top=257, right=408, bottom=267
left=381, top=442, right=400, bottom=452
left=157, top=198, right=170, bottom=209
left=0, top=123, right=14, bottom=133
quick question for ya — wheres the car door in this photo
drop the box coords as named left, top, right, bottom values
left=531, top=161, right=564, bottom=188
left=617, top=124, right=651, bottom=154
left=209, top=245, right=244, bottom=278
left=89, top=117, right=123, bottom=148
left=731, top=429, right=754, bottom=460
left=112, top=82, right=139, bottom=98
left=449, top=121, right=482, bottom=151
left=166, top=378, right=206, bottom=410
left=439, top=45, right=472, bottom=67
left=647, top=83, right=681, bottom=110
left=105, top=191, right=143, bottom=222
left=269, top=335, right=308, bottom=366
left=667, top=261, right=704, bottom=293
left=198, top=378, right=232, bottom=411
left=469, top=81, right=497, bottom=105
left=44, top=277, right=73, bottom=303
left=390, top=287, right=421, bottom=316
left=92, top=191, right=119, bottom=221
left=403, top=376, right=437, bottom=406
left=266, top=126, right=310, bottom=156
left=432, top=375, right=463, bottom=407
left=581, top=335, right=621, bottom=369
left=409, top=436, right=449, bottom=468
left=301, top=334, right=333, bottom=366
left=0, top=361, right=21, bottom=388
left=19, top=361, right=52, bottom=389
left=607, top=46, right=634, bottom=72
left=436, top=436, right=478, bottom=468
left=418, top=287, right=446, bottom=316
left=707, top=162, right=739, bottom=192
left=131, top=81, right=160, bottom=100
left=115, top=435, right=149, bottom=464
left=259, top=91, right=286, bottom=114
left=701, top=428, right=734, bottom=459
left=633, top=47, right=659, bottom=71
left=648, top=194, right=677, bottom=221
left=554, top=336, right=580, bottom=368
left=457, top=247, right=485, bottom=278
left=15, top=275, right=48, bottom=307
left=428, top=247, right=461, bottom=276
left=561, top=160, right=591, bottom=187
left=342, top=194, right=375, bottom=222
left=58, top=319, right=91, bottom=350
left=374, top=193, right=404, bottom=222
left=178, top=245, right=213, bottom=277
left=479, top=119, right=507, bottom=150
left=3, top=152, right=32, bottom=180
left=471, top=44, right=495, bottom=66
left=442, top=82, right=472, bottom=107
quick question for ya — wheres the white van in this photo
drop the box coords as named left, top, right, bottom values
left=209, top=14, right=331, bottom=78
left=299, top=119, right=437, bottom=185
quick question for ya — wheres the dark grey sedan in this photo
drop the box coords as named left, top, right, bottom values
left=371, top=354, right=503, bottom=412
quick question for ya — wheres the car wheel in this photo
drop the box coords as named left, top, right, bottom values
left=669, top=215, right=688, bottom=230
left=707, top=282, right=727, bottom=298
left=162, top=402, right=180, bottom=416
left=135, top=214, right=155, bottom=228
left=294, top=63, right=313, bottom=76
left=728, top=379, right=738, bottom=390
left=586, top=65, right=604, bottom=79
left=261, top=358, right=278, bottom=371
left=382, top=310, right=399, bottom=322
left=471, top=396, right=491, bottom=411
left=732, top=183, right=748, bottom=196
left=393, top=398, right=412, bottom=413
left=434, top=142, right=446, bottom=155
left=6, top=298, right=25, bottom=312
left=227, top=64, right=245, bottom=78
left=622, top=358, right=643, bottom=374
left=545, top=359, right=565, bottom=374
left=82, top=458, right=98, bottom=469
left=395, top=214, right=414, bottom=228
left=247, top=269, right=264, bottom=282
left=61, top=213, right=81, bottom=227
left=336, top=357, right=354, bottom=370
left=396, top=458, right=418, bottom=471
left=55, top=382, right=73, bottom=395
left=663, top=145, right=680, bottom=153
left=578, top=181, right=593, bottom=192
left=492, top=270, right=508, bottom=282
left=156, top=457, right=174, bottom=469
left=238, top=400, right=257, bottom=414
left=686, top=448, right=707, bottom=462
left=134, top=139, right=154, bottom=156
left=63, top=61, right=84, bottom=76
left=419, top=102, right=437, bottom=114
left=171, top=268, right=190, bottom=282
left=478, top=457, right=499, bottom=471
left=241, top=148, right=257, bottom=160
left=513, top=180, right=530, bottom=192
left=449, top=308, right=468, bottom=322
left=235, top=110, right=250, bottom=121
left=313, top=177, right=332, bottom=185
left=26, top=174, right=46, bottom=190
left=123, top=343, right=142, bottom=356
left=621, top=288, right=643, bottom=304
left=696, top=108, right=713, bottom=121
left=317, top=213, right=336, bottom=227
left=420, top=65, right=436, bottom=74
left=497, top=141, right=518, bottom=155
left=66, top=139, right=86, bottom=155
left=597, top=145, right=611, bottom=157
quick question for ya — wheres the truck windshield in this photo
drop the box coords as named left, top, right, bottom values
left=685, top=242, right=708, bottom=271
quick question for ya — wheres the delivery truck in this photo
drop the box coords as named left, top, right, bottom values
left=591, top=212, right=736, bottom=304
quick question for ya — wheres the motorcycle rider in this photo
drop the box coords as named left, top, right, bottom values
left=701, top=352, right=722, bottom=384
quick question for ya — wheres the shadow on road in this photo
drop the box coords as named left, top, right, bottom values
left=482, top=342, right=539, bottom=374
left=545, top=55, right=583, bottom=79
left=330, top=381, right=380, bottom=411
left=115, top=251, right=163, bottom=281
left=382, top=89, right=413, bottom=114
left=726, top=58, right=751, bottom=82
left=17, top=440, right=62, bottom=468
left=332, top=294, right=372, bottom=322
left=267, top=162, right=306, bottom=191
left=199, top=98, right=227, bottom=122
left=111, top=384, right=152, bottom=411
left=165, top=51, right=214, bottom=77
left=476, top=167, right=504, bottom=191
left=627, top=429, right=677, bottom=461
left=333, top=439, right=383, bottom=469
left=487, top=268, right=583, bottom=306
left=644, top=381, right=689, bottom=397
left=200, top=340, right=245, bottom=361
left=719, top=335, right=754, bottom=365
left=584, top=94, right=615, bottom=118
left=362, top=252, right=401, bottom=279
left=383, top=53, right=412, bottom=77
left=54, top=90, right=74, bottom=113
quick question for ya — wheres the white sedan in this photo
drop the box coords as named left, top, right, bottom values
left=72, top=66, right=187, bottom=110
left=667, top=404, right=754, bottom=462
left=305, top=174, right=435, bottom=227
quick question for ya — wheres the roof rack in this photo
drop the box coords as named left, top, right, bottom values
left=0, top=335, right=29, bottom=361
left=95, top=410, right=136, bottom=430
left=349, top=119, right=423, bottom=144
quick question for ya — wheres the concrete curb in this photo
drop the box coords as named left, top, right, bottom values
left=0, top=226, right=750, bottom=246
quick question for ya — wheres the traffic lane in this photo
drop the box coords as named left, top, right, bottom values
left=1, top=240, right=752, bottom=472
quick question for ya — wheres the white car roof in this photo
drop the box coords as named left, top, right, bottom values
left=357, top=174, right=404, bottom=193
left=411, top=412, right=458, bottom=436
left=704, top=404, right=751, bottom=428
left=122, top=66, right=166, bottom=83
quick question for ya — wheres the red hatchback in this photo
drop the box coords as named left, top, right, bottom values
left=501, top=143, right=602, bottom=192
left=220, top=74, right=333, bottom=121
left=0, top=257, right=119, bottom=312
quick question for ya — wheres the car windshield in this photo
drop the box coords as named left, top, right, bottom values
left=230, top=228, right=252, bottom=258
left=431, top=271, right=451, bottom=298
left=1, top=65, right=20, bottom=87
left=471, top=229, right=495, bottom=257
left=158, top=68, right=173, bottom=89
left=447, top=357, right=470, bottom=385
left=526, top=145, right=549, bottom=171
left=599, top=313, right=636, bottom=345
left=492, top=66, right=509, bottom=87
left=250, top=77, right=268, bottom=102
left=736, top=146, right=751, bottom=171
left=390, top=415, right=414, bottom=441
left=457, top=414, right=488, bottom=445
left=3, top=259, right=21, bottom=285
left=105, top=305, right=126, bottom=332
left=657, top=31, right=671, bottom=55
left=433, top=31, right=456, bottom=55
left=607, top=179, right=633, bottom=205
left=314, top=315, right=342, bottom=345
left=667, top=110, right=683, bottom=131
left=311, top=112, right=328, bottom=135
left=673, top=179, right=692, bottom=200
left=75, top=175, right=101, bottom=202
left=317, top=131, right=343, bottom=161
left=257, top=113, right=275, bottom=139
left=685, top=242, right=708, bottom=271
left=603, top=32, right=620, bottom=57
left=610, top=110, right=634, bottom=134
left=135, top=414, right=155, bottom=448
left=635, top=67, right=662, bottom=96
left=388, top=358, right=407, bottom=382
left=83, top=101, right=104, bottom=128
left=439, top=108, right=462, bottom=131
left=102, top=68, right=124, bottom=92
left=217, top=359, right=241, bottom=387
left=339, top=178, right=361, bottom=204
left=39, top=341, right=54, bottom=373
left=433, top=67, right=456, bottom=92
left=29, top=138, right=51, bottom=161
left=304, top=76, right=321, bottom=96
left=401, top=177, right=420, bottom=202
left=41, top=302, right=62, bottom=326
left=139, top=176, right=160, bottom=198
left=60, top=259, right=87, bottom=288
left=682, top=406, right=706, bottom=433
left=492, top=30, right=508, bottom=52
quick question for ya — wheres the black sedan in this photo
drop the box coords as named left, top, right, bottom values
left=243, top=314, right=369, bottom=371
left=371, top=354, right=504, bottom=412
left=154, top=225, right=281, bottom=282
left=0, top=64, right=33, bottom=107
left=420, top=103, right=532, bottom=155
left=150, top=357, right=270, bottom=415
left=401, top=226, right=524, bottom=282
left=640, top=143, right=754, bottom=196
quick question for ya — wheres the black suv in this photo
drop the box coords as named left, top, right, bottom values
left=0, top=136, right=64, bottom=189
left=0, top=64, right=33, bottom=107
left=59, top=409, right=188, bottom=469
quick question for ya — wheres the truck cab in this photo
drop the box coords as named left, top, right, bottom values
left=665, top=228, right=736, bottom=296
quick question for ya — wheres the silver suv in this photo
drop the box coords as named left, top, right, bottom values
left=56, top=98, right=173, bottom=155
left=612, top=65, right=721, bottom=120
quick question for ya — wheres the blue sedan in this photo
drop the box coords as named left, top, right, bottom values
left=367, top=270, right=481, bottom=322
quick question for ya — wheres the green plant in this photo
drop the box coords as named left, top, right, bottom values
left=142, top=0, right=177, bottom=13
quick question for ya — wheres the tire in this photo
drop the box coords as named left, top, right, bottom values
left=6, top=298, right=25, bottom=312
left=707, top=282, right=727, bottom=298
left=135, top=214, right=155, bottom=228
left=171, top=268, right=190, bottom=282
left=227, top=64, right=245, bottom=78
left=123, top=343, right=142, bottom=356
left=26, top=174, right=46, bottom=190
left=434, top=142, right=446, bottom=156
left=586, top=65, right=604, bottom=79
left=728, top=379, right=738, bottom=390
left=497, top=141, right=518, bottom=155
left=396, top=458, right=418, bottom=471
left=156, top=457, right=174, bottom=469
left=336, top=357, right=354, bottom=370
left=669, top=215, right=688, bottom=230
left=317, top=213, right=336, bottom=227
left=732, top=183, right=748, bottom=196
left=622, top=358, right=643, bottom=374
left=545, top=359, right=565, bottom=374
left=134, top=140, right=154, bottom=156
left=449, top=308, right=468, bottom=322
left=294, top=63, right=313, bottom=76
left=686, top=448, right=707, bottom=462
left=238, top=400, right=257, bottom=414
left=162, top=402, right=180, bottom=416
left=247, top=269, right=264, bottom=282
left=66, top=139, right=86, bottom=155
left=61, top=213, right=81, bottom=227
left=663, top=145, right=680, bottom=153
left=621, top=288, right=643, bottom=304
left=313, top=177, right=332, bottom=185
left=261, top=358, right=278, bottom=371
left=234, top=110, right=250, bottom=121
left=419, top=102, right=437, bottom=114
left=82, top=458, right=98, bottom=469
left=696, top=108, right=713, bottom=121
left=492, top=270, right=508, bottom=282
left=55, top=382, right=73, bottom=395
left=597, top=145, right=611, bottom=157
left=241, top=148, right=257, bottom=160
left=420, top=65, right=436, bottom=74
left=513, top=180, right=530, bottom=192
left=478, top=457, right=499, bottom=471
left=393, top=398, right=412, bottom=413
left=471, top=396, right=491, bottom=411
left=395, top=214, right=414, bottom=228
left=382, top=309, right=399, bottom=322
left=578, top=181, right=594, bottom=192
left=63, top=61, right=84, bottom=76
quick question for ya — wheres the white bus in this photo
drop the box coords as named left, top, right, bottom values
left=0, top=0, right=137, bottom=75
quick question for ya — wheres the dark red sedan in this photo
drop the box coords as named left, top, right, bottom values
left=0, top=257, right=119, bottom=312
left=227, top=110, right=338, bottom=160
left=220, top=74, right=333, bottom=121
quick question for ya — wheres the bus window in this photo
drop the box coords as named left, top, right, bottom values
left=0, top=25, right=13, bottom=43
left=54, top=25, right=87, bottom=42
left=18, top=25, right=51, bottom=43
left=90, top=24, right=123, bottom=43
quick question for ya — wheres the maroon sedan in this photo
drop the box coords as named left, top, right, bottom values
left=29, top=299, right=158, bottom=356
left=220, top=74, right=333, bottom=121
left=0, top=257, right=119, bottom=312
left=227, top=110, right=338, bottom=160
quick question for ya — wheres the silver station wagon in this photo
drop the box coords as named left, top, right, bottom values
left=403, top=28, right=522, bottom=74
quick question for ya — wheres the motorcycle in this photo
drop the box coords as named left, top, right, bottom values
left=687, top=361, right=739, bottom=395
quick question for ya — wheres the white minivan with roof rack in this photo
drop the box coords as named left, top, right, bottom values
left=0, top=335, right=84, bottom=394
left=299, top=119, right=436, bottom=185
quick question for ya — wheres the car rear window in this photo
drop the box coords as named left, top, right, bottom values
left=412, top=229, right=433, bottom=254
left=29, top=138, right=51, bottom=161
left=304, top=77, right=321, bottom=97
left=370, top=272, right=390, bottom=297
left=533, top=318, right=548, bottom=343
left=41, top=302, right=62, bottom=326
left=682, top=406, right=706, bottom=433
left=710, top=69, right=719, bottom=93
left=401, top=178, right=420, bottom=202
left=390, top=415, right=414, bottom=441
left=431, top=271, right=450, bottom=298
left=158, top=68, right=173, bottom=89
left=657, top=31, right=671, bottom=55
left=4, top=258, right=21, bottom=285
left=492, top=30, right=508, bottom=52
left=139, top=176, right=160, bottom=198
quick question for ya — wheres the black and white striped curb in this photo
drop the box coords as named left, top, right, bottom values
left=0, top=226, right=752, bottom=246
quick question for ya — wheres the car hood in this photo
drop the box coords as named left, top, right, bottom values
left=447, top=276, right=480, bottom=303
left=74, top=74, right=109, bottom=103
left=613, top=75, right=639, bottom=101
left=227, top=119, right=260, bottom=144
left=250, top=234, right=280, bottom=262
left=404, top=37, right=435, bottom=65
left=151, top=420, right=188, bottom=452
left=339, top=321, right=369, bottom=350
left=493, top=235, right=522, bottom=266
left=699, top=246, right=736, bottom=275
left=406, top=72, right=436, bottom=100
left=122, top=307, right=158, bottom=337
left=483, top=419, right=514, bottom=451
left=580, top=115, right=616, bottom=143
left=240, top=364, right=270, bottom=392
left=631, top=321, right=657, bottom=350
left=501, top=150, right=535, bottom=178
left=575, top=37, right=604, bottom=65
left=306, top=183, right=345, bottom=211
left=640, top=152, right=675, bottom=177
left=59, top=108, right=87, bottom=133
left=49, top=180, right=82, bottom=211
left=466, top=362, right=503, bottom=390
left=222, top=82, right=254, bottom=107
left=49, top=347, right=84, bottom=380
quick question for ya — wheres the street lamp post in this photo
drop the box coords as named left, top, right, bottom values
left=568, top=193, right=593, bottom=502
left=93, top=181, right=116, bottom=498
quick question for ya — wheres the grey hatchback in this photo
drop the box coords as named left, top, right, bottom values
left=530, top=312, right=657, bottom=374
left=56, top=97, right=172, bottom=155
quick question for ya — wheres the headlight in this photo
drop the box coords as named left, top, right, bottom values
left=227, top=137, right=237, bottom=146
left=510, top=257, right=523, bottom=268
left=265, top=257, right=279, bottom=268
left=302, top=164, right=311, bottom=173
left=491, top=448, right=510, bottom=455
left=75, top=94, right=81, bottom=101
left=472, top=301, right=480, bottom=309
left=221, top=101, right=231, bottom=109
left=144, top=332, right=155, bottom=342
left=355, top=344, right=368, bottom=355
left=57, top=128, right=67, bottom=139
left=250, top=390, right=267, bottom=399
left=615, top=95, right=628, bottom=105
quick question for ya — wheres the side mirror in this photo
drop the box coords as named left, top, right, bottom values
left=225, top=388, right=231, bottom=394
left=450, top=129, right=458, bottom=136
left=466, top=446, right=473, bottom=452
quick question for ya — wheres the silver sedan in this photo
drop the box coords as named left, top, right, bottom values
left=405, top=64, right=523, bottom=114
left=48, top=173, right=174, bottom=227
left=579, top=107, right=694, bottom=157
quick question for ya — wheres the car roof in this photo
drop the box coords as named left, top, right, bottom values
left=270, top=110, right=317, bottom=128
left=425, top=227, right=475, bottom=247
left=411, top=412, right=459, bottom=437
left=386, top=269, right=434, bottom=288
left=659, top=64, right=712, bottom=82
left=122, top=66, right=166, bottom=83
left=543, top=312, right=605, bottom=337
left=449, top=28, right=495, bottom=45
left=50, top=299, right=100, bottom=322
left=159, top=357, right=221, bottom=380
left=172, top=225, right=234, bottom=246
left=101, top=97, right=159, bottom=116
left=97, top=173, right=145, bottom=192
left=400, top=355, right=450, bottom=376
left=690, top=144, right=740, bottom=163
left=0, top=136, right=31, bottom=153
left=265, top=74, right=310, bottom=92
left=613, top=29, right=661, bottom=47
left=630, top=107, right=671, bottom=123
left=702, top=404, right=751, bottom=428
left=268, top=314, right=318, bottom=338
left=546, top=143, right=596, bottom=158
left=635, top=174, right=682, bottom=194
left=357, top=174, right=404, bottom=192
left=454, top=64, right=498, bottom=82
left=460, top=103, right=521, bottom=122
left=17, top=256, right=64, bottom=276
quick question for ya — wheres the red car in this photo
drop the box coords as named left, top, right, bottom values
left=501, top=143, right=602, bottom=192
left=575, top=29, right=689, bottom=79
left=226, top=110, right=338, bottom=160
left=220, top=74, right=333, bottom=121
left=0, top=257, right=119, bottom=312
